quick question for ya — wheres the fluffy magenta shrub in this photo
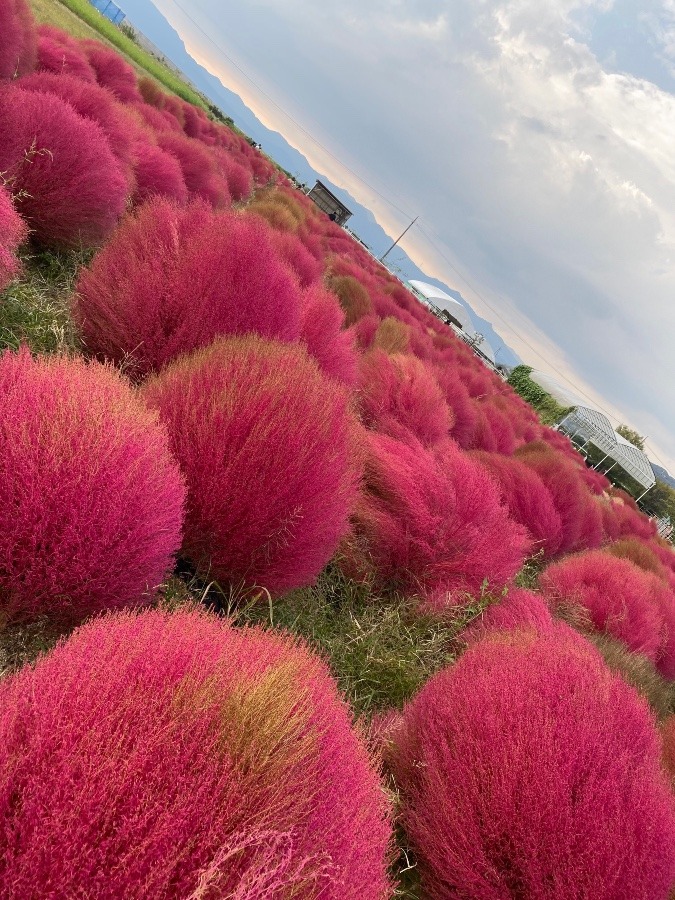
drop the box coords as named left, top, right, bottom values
left=347, top=434, right=530, bottom=609
left=462, top=587, right=554, bottom=643
left=515, top=442, right=603, bottom=553
left=432, top=362, right=478, bottom=448
left=81, top=38, right=141, bottom=102
left=0, top=0, right=36, bottom=79
left=130, top=137, right=189, bottom=204
left=0, top=608, right=392, bottom=898
left=299, top=283, right=359, bottom=387
left=540, top=550, right=666, bottom=663
left=212, top=145, right=254, bottom=202
left=142, top=337, right=361, bottom=595
left=358, top=349, right=453, bottom=448
left=0, top=347, right=185, bottom=625
left=270, top=228, right=323, bottom=287
left=74, top=199, right=304, bottom=378
left=392, top=625, right=675, bottom=899
left=35, top=24, right=96, bottom=80
left=157, top=132, right=230, bottom=208
left=0, top=85, right=128, bottom=248
left=470, top=450, right=563, bottom=558
left=0, top=184, right=27, bottom=291
left=18, top=71, right=139, bottom=185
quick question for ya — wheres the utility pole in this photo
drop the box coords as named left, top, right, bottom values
left=379, top=216, right=418, bottom=262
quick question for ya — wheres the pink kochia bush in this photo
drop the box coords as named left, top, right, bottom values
left=0, top=0, right=36, bottom=79
left=0, top=184, right=27, bottom=292
left=470, top=450, right=563, bottom=558
left=0, top=347, right=185, bottom=625
left=539, top=550, right=669, bottom=666
left=347, top=434, right=530, bottom=610
left=74, top=199, right=305, bottom=378
left=81, top=38, right=142, bottom=102
left=0, top=85, right=127, bottom=248
left=142, top=337, right=361, bottom=595
left=461, top=587, right=554, bottom=644
left=358, top=349, right=453, bottom=448
left=130, top=137, right=189, bottom=205
left=0, top=609, right=392, bottom=898
left=392, top=626, right=675, bottom=899
left=299, top=282, right=359, bottom=387
left=35, top=24, right=96, bottom=81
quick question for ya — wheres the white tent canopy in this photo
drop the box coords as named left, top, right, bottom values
left=408, top=280, right=474, bottom=333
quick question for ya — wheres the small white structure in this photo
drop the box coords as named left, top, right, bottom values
left=408, top=280, right=474, bottom=333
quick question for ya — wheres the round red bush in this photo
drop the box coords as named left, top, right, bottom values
left=0, top=347, right=185, bottom=625
left=0, top=85, right=128, bottom=248
left=0, top=184, right=27, bottom=291
left=157, top=132, right=230, bottom=208
left=18, top=71, right=139, bottom=185
left=299, top=282, right=359, bottom=386
left=130, top=137, right=189, bottom=205
left=540, top=550, right=667, bottom=663
left=347, top=434, right=530, bottom=609
left=74, top=198, right=305, bottom=378
left=35, top=24, right=96, bottom=81
left=461, top=587, right=554, bottom=643
left=470, top=450, right=564, bottom=558
left=0, top=608, right=392, bottom=898
left=142, top=336, right=361, bottom=595
left=358, top=349, right=453, bottom=448
left=0, top=0, right=36, bottom=79
left=81, top=38, right=141, bottom=103
left=392, top=625, right=675, bottom=899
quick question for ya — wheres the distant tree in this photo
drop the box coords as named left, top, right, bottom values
left=617, top=424, right=646, bottom=451
left=646, top=480, right=675, bottom=523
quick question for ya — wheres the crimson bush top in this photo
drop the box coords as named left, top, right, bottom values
left=142, top=336, right=361, bottom=595
left=74, top=199, right=305, bottom=378
left=0, top=609, right=392, bottom=897
left=0, top=347, right=185, bottom=625
left=0, top=0, right=36, bottom=79
left=0, top=184, right=27, bottom=292
left=347, top=434, right=530, bottom=609
left=0, top=85, right=128, bottom=248
left=392, top=625, right=675, bottom=899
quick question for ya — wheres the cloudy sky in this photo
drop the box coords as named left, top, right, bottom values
left=151, top=0, right=675, bottom=470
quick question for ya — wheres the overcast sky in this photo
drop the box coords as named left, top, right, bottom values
left=151, top=0, right=675, bottom=471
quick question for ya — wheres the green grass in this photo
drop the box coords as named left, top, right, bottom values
left=31, top=0, right=207, bottom=108
left=0, top=247, right=85, bottom=354
left=163, top=564, right=462, bottom=719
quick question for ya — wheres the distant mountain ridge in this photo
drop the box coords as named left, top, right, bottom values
left=653, top=463, right=675, bottom=489
left=125, top=0, right=520, bottom=367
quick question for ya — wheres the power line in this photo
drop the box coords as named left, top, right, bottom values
left=162, top=0, right=415, bottom=219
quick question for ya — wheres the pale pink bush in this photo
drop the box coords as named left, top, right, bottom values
left=347, top=434, right=530, bottom=609
left=470, top=450, right=563, bottom=558
left=35, top=24, right=96, bottom=81
left=0, top=608, right=392, bottom=898
left=0, top=0, right=36, bottom=79
left=142, top=337, right=361, bottom=595
left=358, top=349, right=453, bottom=448
left=74, top=199, right=304, bottom=378
left=270, top=228, right=323, bottom=287
left=299, top=282, right=359, bottom=386
left=0, top=85, right=127, bottom=248
left=392, top=625, right=675, bottom=899
left=0, top=183, right=27, bottom=291
left=0, top=347, right=185, bottom=625
left=540, top=550, right=666, bottom=663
